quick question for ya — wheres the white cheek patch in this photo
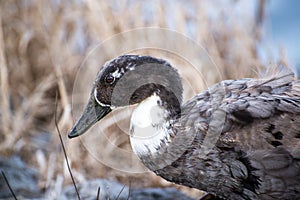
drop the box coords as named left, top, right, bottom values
left=93, top=89, right=113, bottom=108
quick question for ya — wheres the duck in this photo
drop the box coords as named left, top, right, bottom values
left=68, top=55, right=300, bottom=200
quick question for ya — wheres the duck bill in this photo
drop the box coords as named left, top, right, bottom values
left=68, top=96, right=112, bottom=138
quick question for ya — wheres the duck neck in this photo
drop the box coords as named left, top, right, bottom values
left=129, top=91, right=180, bottom=160
left=156, top=86, right=181, bottom=119
left=129, top=84, right=182, bottom=118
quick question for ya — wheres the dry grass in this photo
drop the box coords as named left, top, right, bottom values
left=0, top=0, right=289, bottom=198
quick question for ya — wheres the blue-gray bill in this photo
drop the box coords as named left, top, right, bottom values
left=68, top=96, right=112, bottom=138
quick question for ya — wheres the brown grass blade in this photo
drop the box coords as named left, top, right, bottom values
left=54, top=92, right=81, bottom=200
left=1, top=171, right=17, bottom=200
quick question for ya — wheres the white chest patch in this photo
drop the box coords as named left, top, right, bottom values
left=129, top=93, right=171, bottom=156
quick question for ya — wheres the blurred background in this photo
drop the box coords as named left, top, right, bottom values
left=0, top=0, right=299, bottom=199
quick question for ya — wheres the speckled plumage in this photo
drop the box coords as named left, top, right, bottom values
left=152, top=75, right=300, bottom=200
left=68, top=55, right=300, bottom=200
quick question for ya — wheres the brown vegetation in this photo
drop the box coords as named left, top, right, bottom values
left=0, top=0, right=288, bottom=198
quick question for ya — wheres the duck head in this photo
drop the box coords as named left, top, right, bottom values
left=68, top=55, right=183, bottom=139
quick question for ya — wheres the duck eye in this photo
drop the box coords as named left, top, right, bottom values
left=105, top=75, right=115, bottom=84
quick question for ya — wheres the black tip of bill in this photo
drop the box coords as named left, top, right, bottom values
left=68, top=126, right=80, bottom=139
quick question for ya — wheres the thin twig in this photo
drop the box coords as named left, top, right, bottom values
left=114, top=184, right=126, bottom=200
left=1, top=171, right=17, bottom=200
left=96, top=186, right=100, bottom=200
left=54, top=92, right=81, bottom=200
left=126, top=180, right=131, bottom=200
